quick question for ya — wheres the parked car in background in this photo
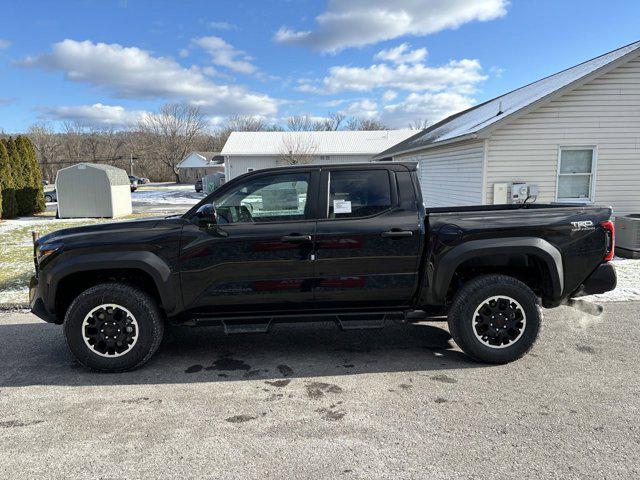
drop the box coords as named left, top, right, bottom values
left=195, top=179, right=203, bottom=193
left=128, top=175, right=138, bottom=192
left=44, top=189, right=57, bottom=203
left=42, top=179, right=49, bottom=186
left=138, top=177, right=150, bottom=184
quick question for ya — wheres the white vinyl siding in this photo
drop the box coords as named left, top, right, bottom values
left=485, top=56, right=640, bottom=215
left=397, top=140, right=484, bottom=207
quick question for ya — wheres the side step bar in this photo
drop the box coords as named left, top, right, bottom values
left=197, top=311, right=408, bottom=334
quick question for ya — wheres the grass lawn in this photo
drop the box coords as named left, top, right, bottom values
left=0, top=212, right=155, bottom=305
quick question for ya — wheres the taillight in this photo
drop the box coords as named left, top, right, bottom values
left=601, top=220, right=615, bottom=262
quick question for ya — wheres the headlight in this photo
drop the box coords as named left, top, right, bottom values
left=37, top=243, right=63, bottom=262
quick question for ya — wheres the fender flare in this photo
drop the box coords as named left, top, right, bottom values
left=431, top=237, right=564, bottom=304
left=44, top=251, right=176, bottom=314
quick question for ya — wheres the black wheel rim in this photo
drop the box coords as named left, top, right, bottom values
left=82, top=304, right=139, bottom=357
left=472, top=295, right=527, bottom=349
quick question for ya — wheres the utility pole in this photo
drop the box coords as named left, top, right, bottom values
left=129, top=153, right=139, bottom=176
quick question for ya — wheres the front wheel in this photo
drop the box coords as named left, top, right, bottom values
left=63, top=283, right=164, bottom=372
left=447, top=274, right=542, bottom=364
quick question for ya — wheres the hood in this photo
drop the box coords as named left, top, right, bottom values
left=39, top=217, right=177, bottom=245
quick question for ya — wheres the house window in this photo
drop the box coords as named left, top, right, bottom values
left=557, top=147, right=596, bottom=202
left=319, top=155, right=330, bottom=162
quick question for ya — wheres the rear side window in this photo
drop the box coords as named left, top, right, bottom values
left=328, top=170, right=392, bottom=219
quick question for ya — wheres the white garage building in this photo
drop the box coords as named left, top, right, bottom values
left=376, top=40, right=640, bottom=216
left=176, top=151, right=224, bottom=183
left=56, top=163, right=132, bottom=218
left=221, top=130, right=415, bottom=181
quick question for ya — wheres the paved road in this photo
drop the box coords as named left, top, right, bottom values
left=0, top=303, right=638, bottom=479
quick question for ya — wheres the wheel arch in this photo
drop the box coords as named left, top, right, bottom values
left=431, top=237, right=563, bottom=305
left=46, top=251, right=176, bottom=320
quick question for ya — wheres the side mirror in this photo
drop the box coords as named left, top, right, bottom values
left=194, top=203, right=217, bottom=227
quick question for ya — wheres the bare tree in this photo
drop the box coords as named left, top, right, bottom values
left=62, top=122, right=84, bottom=161
left=286, top=115, right=316, bottom=131
left=278, top=133, right=317, bottom=165
left=345, top=117, right=389, bottom=131
left=314, top=112, right=345, bottom=131
left=137, top=104, right=208, bottom=182
left=27, top=123, right=61, bottom=182
left=409, top=118, right=431, bottom=130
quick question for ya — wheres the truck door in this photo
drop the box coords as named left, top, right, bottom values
left=313, top=166, right=422, bottom=309
left=179, top=169, right=319, bottom=315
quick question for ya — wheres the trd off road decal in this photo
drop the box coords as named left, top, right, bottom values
left=570, top=220, right=595, bottom=232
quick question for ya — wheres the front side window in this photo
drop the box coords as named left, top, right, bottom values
left=214, top=172, right=310, bottom=224
left=557, top=148, right=595, bottom=201
left=328, top=169, right=392, bottom=219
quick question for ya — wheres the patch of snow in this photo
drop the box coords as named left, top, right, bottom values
left=133, top=185, right=203, bottom=205
left=0, top=216, right=88, bottom=234
left=582, top=257, right=640, bottom=302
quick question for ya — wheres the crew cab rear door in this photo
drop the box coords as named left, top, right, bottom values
left=179, top=168, right=320, bottom=315
left=313, top=165, right=422, bottom=309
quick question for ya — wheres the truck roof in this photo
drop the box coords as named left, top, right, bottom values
left=236, top=161, right=418, bottom=175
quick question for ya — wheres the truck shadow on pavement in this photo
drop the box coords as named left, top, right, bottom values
left=0, top=320, right=488, bottom=387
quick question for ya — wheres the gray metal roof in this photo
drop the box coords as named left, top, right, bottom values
left=193, top=151, right=220, bottom=161
left=221, top=130, right=415, bottom=156
left=59, top=162, right=130, bottom=185
left=377, top=40, right=640, bottom=158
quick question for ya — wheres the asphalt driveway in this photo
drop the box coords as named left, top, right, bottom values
left=0, top=302, right=638, bottom=479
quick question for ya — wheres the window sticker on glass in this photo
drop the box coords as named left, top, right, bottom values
left=333, top=199, right=352, bottom=214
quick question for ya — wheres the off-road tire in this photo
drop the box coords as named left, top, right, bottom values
left=63, top=283, right=164, bottom=372
left=447, top=274, right=542, bottom=364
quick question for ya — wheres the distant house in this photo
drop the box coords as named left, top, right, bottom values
left=176, top=151, right=224, bottom=183
left=376, top=41, right=640, bottom=216
left=220, top=130, right=415, bottom=181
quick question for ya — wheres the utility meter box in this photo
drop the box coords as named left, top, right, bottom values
left=511, top=183, right=539, bottom=203
left=493, top=182, right=539, bottom=204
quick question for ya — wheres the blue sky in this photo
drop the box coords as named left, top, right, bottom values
left=1, top=0, right=639, bottom=132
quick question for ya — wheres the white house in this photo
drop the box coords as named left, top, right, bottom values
left=176, top=151, right=224, bottom=183
left=221, top=130, right=415, bottom=180
left=376, top=40, right=640, bottom=216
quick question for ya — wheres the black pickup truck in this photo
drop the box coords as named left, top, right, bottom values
left=29, top=163, right=616, bottom=372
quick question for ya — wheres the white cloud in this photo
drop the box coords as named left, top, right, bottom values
left=340, top=98, right=379, bottom=119
left=179, top=48, right=189, bottom=58
left=274, top=0, right=508, bottom=52
left=374, top=43, right=427, bottom=64
left=191, top=36, right=257, bottom=74
left=382, top=90, right=398, bottom=102
left=297, top=59, right=486, bottom=94
left=381, top=91, right=475, bottom=127
left=19, top=39, right=277, bottom=116
left=40, top=103, right=148, bottom=128
left=0, top=39, right=11, bottom=49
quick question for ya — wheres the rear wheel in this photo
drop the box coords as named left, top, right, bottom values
left=44, top=195, right=53, bottom=202
left=63, top=283, right=164, bottom=372
left=447, top=274, right=541, bottom=364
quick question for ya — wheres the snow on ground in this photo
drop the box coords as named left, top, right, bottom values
left=132, top=183, right=203, bottom=205
left=582, top=257, right=640, bottom=303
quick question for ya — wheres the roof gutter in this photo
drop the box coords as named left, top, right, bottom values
left=373, top=133, right=479, bottom=160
